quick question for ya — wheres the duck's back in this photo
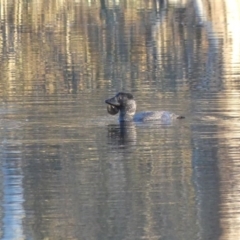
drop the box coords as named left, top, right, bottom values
left=133, top=111, right=182, bottom=123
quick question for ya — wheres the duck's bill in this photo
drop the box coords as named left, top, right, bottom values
left=105, top=97, right=120, bottom=107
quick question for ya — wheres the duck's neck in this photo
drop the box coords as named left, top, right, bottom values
left=118, top=99, right=136, bottom=122
left=119, top=112, right=134, bottom=122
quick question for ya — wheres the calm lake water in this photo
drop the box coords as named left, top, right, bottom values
left=0, top=0, right=240, bottom=239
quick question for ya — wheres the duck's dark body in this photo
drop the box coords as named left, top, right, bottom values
left=105, top=92, right=184, bottom=122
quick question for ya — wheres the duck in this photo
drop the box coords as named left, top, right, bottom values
left=105, top=92, right=184, bottom=122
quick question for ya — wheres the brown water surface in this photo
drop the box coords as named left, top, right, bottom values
left=0, top=1, right=240, bottom=240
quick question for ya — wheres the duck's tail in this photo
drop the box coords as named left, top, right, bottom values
left=176, top=115, right=185, bottom=119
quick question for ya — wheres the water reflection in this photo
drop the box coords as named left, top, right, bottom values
left=1, top=143, right=24, bottom=240
left=192, top=123, right=221, bottom=240
left=104, top=119, right=196, bottom=240
left=107, top=122, right=137, bottom=148
left=1, top=0, right=240, bottom=239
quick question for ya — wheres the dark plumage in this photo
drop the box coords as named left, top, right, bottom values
left=105, top=92, right=184, bottom=122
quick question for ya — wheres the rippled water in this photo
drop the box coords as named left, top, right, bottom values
left=0, top=0, right=240, bottom=239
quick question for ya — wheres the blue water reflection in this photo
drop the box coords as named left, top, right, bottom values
left=2, top=144, right=24, bottom=240
left=0, top=0, right=240, bottom=239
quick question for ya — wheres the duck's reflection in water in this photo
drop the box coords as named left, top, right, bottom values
left=107, top=122, right=137, bottom=149
left=100, top=122, right=137, bottom=239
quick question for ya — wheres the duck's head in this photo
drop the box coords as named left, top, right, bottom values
left=105, top=92, right=136, bottom=121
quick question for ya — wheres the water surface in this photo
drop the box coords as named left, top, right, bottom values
left=0, top=1, right=240, bottom=240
